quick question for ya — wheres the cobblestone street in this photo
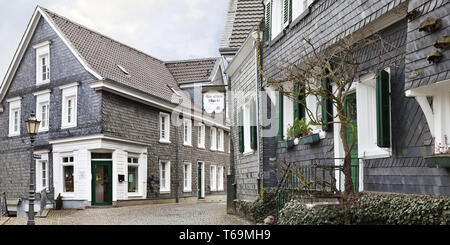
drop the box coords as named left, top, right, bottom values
left=2, top=202, right=251, bottom=225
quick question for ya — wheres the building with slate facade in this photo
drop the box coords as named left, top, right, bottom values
left=222, top=0, right=450, bottom=201
left=0, top=6, right=230, bottom=216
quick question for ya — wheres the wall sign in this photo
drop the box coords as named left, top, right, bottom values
left=203, top=91, right=224, bottom=113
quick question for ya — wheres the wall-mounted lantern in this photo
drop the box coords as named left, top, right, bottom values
left=426, top=50, right=442, bottom=64
left=419, top=17, right=441, bottom=33
left=434, top=34, right=450, bottom=50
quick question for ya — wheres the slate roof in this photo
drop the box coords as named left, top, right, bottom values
left=219, top=0, right=264, bottom=51
left=40, top=7, right=190, bottom=104
left=165, top=58, right=220, bottom=84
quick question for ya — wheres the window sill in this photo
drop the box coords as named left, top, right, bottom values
left=183, top=189, right=192, bottom=193
left=360, top=148, right=391, bottom=160
left=289, top=8, right=311, bottom=30
left=159, top=190, right=171, bottom=194
left=38, top=129, right=49, bottom=133
left=159, top=139, right=171, bottom=144
left=127, top=193, right=143, bottom=198
left=61, top=124, right=77, bottom=130
left=184, top=143, right=193, bottom=147
left=8, top=133, right=20, bottom=138
left=243, top=150, right=255, bottom=156
left=36, top=80, right=50, bottom=86
left=198, top=145, right=205, bottom=149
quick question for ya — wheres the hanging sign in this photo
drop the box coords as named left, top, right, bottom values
left=203, top=91, right=224, bottom=113
left=33, top=154, right=41, bottom=160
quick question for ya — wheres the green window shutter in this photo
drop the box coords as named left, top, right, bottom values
left=322, top=68, right=332, bottom=131
left=238, top=108, right=244, bottom=153
left=250, top=99, right=257, bottom=150
left=283, top=0, right=292, bottom=27
left=264, top=1, right=272, bottom=44
left=277, top=90, right=284, bottom=141
left=293, top=85, right=305, bottom=137
left=376, top=69, right=391, bottom=148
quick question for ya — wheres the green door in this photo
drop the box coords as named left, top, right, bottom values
left=198, top=163, right=203, bottom=199
left=345, top=93, right=359, bottom=193
left=91, top=161, right=113, bottom=206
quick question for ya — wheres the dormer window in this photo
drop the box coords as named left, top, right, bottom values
left=33, top=41, right=51, bottom=85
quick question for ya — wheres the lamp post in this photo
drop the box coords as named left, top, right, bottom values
left=25, top=112, right=40, bottom=225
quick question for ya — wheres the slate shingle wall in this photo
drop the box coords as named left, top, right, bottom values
left=0, top=17, right=101, bottom=199
left=405, top=0, right=450, bottom=90
left=101, top=92, right=230, bottom=199
left=261, top=0, right=448, bottom=195
left=229, top=45, right=262, bottom=201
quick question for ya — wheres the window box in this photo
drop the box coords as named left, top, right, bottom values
left=425, top=155, right=450, bottom=168
left=278, top=139, right=295, bottom=149
left=299, top=133, right=320, bottom=145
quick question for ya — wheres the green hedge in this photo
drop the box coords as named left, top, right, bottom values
left=278, top=192, right=450, bottom=225
left=236, top=188, right=277, bottom=224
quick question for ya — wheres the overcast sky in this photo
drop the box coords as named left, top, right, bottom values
left=0, top=0, right=229, bottom=86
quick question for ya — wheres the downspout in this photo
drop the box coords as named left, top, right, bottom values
left=254, top=31, right=262, bottom=198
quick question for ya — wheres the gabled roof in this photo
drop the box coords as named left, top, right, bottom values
left=0, top=6, right=190, bottom=107
left=165, top=57, right=220, bottom=84
left=219, top=0, right=264, bottom=53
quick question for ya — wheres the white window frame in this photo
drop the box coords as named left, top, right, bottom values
left=33, top=41, right=51, bottom=85
left=198, top=123, right=205, bottom=149
left=159, top=160, right=171, bottom=193
left=7, top=97, right=21, bottom=137
left=35, top=152, right=49, bottom=192
left=305, top=94, right=327, bottom=139
left=127, top=155, right=140, bottom=195
left=243, top=103, right=253, bottom=153
left=283, top=95, right=294, bottom=140
left=210, top=127, right=217, bottom=151
left=218, top=129, right=224, bottom=152
left=210, top=164, right=217, bottom=191
left=61, top=155, right=75, bottom=196
left=60, top=83, right=79, bottom=129
left=292, top=0, right=313, bottom=21
left=183, top=118, right=192, bottom=146
left=217, top=166, right=224, bottom=191
left=183, top=162, right=192, bottom=192
left=159, top=112, right=171, bottom=143
left=34, top=90, right=51, bottom=132
left=356, top=71, right=392, bottom=159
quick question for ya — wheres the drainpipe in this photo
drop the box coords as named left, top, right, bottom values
left=253, top=31, right=262, bottom=197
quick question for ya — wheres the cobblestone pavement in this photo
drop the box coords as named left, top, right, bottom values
left=2, top=202, right=251, bottom=225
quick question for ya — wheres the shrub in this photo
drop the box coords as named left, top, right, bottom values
left=236, top=188, right=278, bottom=224
left=55, top=194, right=63, bottom=210
left=278, top=199, right=344, bottom=225
left=277, top=192, right=450, bottom=225
left=349, top=192, right=450, bottom=225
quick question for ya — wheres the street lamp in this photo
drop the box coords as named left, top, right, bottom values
left=25, top=112, right=40, bottom=225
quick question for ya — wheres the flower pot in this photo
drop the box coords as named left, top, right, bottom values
left=299, top=133, right=320, bottom=145
left=424, top=155, right=450, bottom=168
left=278, top=140, right=295, bottom=149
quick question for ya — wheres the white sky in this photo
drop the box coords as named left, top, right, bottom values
left=0, top=0, right=229, bottom=86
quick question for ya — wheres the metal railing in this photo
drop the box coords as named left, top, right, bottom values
left=274, top=158, right=360, bottom=216
left=1, top=192, right=8, bottom=217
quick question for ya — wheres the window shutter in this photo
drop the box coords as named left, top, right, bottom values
left=264, top=1, right=272, bottom=44
left=250, top=99, right=257, bottom=150
left=238, top=108, right=244, bottom=153
left=283, top=0, right=292, bottom=28
left=376, top=69, right=391, bottom=148
left=322, top=68, right=332, bottom=131
left=277, top=90, right=284, bottom=141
